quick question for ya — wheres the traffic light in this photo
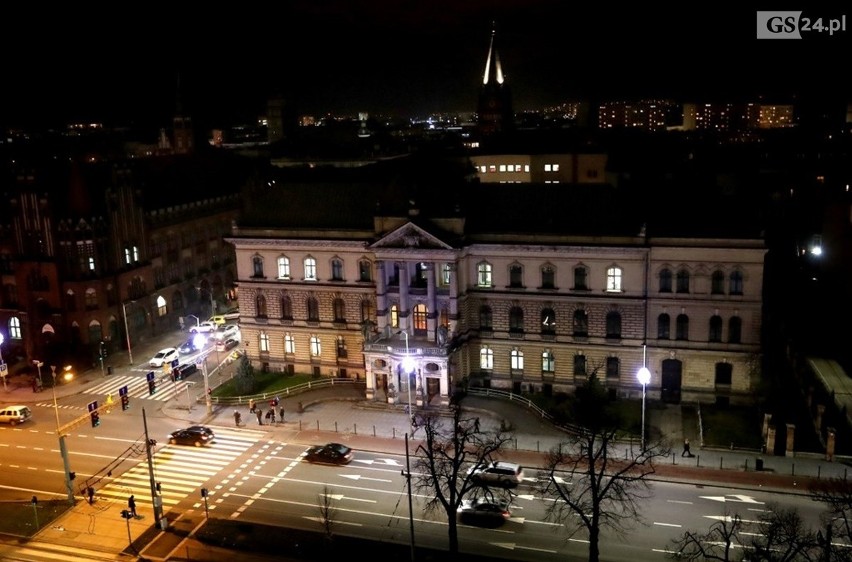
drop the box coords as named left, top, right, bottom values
left=99, top=340, right=107, bottom=359
left=90, top=409, right=100, bottom=427
left=121, top=394, right=129, bottom=411
left=148, top=378, right=156, bottom=395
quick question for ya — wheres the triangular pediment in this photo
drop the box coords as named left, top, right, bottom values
left=370, top=222, right=453, bottom=250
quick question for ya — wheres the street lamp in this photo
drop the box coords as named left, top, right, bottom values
left=399, top=330, right=416, bottom=437
left=0, top=331, right=6, bottom=391
left=194, top=333, right=212, bottom=415
left=122, top=301, right=134, bottom=365
left=50, top=364, right=75, bottom=505
left=637, top=345, right=651, bottom=452
left=33, top=360, right=44, bottom=386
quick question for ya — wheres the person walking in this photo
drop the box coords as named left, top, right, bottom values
left=256, top=409, right=263, bottom=425
left=234, top=410, right=241, bottom=426
left=682, top=438, right=691, bottom=457
left=249, top=398, right=256, bottom=414
left=87, top=486, right=95, bottom=505
left=279, top=405, right=285, bottom=423
left=268, top=408, right=276, bottom=424
left=474, top=417, right=481, bottom=432
left=128, top=495, right=137, bottom=518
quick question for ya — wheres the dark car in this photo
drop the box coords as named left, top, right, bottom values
left=173, top=362, right=198, bottom=380
left=303, top=443, right=354, bottom=465
left=178, top=338, right=200, bottom=355
left=168, top=426, right=215, bottom=447
left=457, top=497, right=512, bottom=528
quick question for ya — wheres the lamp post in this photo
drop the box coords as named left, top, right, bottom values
left=0, top=332, right=6, bottom=391
left=637, top=345, right=651, bottom=452
left=122, top=301, right=134, bottom=365
left=194, top=333, right=213, bottom=415
left=51, top=365, right=76, bottom=504
left=400, top=330, right=416, bottom=438
left=33, top=360, right=44, bottom=386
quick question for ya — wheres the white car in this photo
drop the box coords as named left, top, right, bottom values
left=149, top=347, right=180, bottom=368
left=190, top=321, right=217, bottom=334
left=213, top=323, right=240, bottom=342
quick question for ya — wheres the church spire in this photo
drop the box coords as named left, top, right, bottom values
left=476, top=21, right=513, bottom=137
left=482, top=21, right=504, bottom=86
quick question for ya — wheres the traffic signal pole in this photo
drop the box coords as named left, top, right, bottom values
left=143, top=409, right=165, bottom=530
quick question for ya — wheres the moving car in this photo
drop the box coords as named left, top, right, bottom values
left=457, top=497, right=512, bottom=527
left=168, top=426, right=215, bottom=447
left=178, top=338, right=201, bottom=355
left=467, top=461, right=525, bottom=488
left=215, top=338, right=239, bottom=352
left=149, top=347, right=179, bottom=368
left=190, top=321, right=218, bottom=334
left=173, top=362, right=198, bottom=380
left=302, top=443, right=354, bottom=465
left=208, top=315, right=227, bottom=326
left=0, top=405, right=33, bottom=426
left=213, top=323, right=240, bottom=342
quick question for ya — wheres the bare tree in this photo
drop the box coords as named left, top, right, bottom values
left=668, top=509, right=746, bottom=561
left=538, top=376, right=670, bottom=562
left=748, top=503, right=819, bottom=561
left=808, top=477, right=852, bottom=561
left=317, top=485, right=337, bottom=547
left=411, top=405, right=515, bottom=555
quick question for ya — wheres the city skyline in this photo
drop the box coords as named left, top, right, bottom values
left=3, top=3, right=850, bottom=131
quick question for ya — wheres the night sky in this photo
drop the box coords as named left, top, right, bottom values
left=3, top=2, right=849, bottom=131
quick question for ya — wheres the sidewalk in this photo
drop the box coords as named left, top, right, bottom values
left=4, top=326, right=851, bottom=561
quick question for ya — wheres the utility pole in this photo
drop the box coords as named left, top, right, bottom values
left=143, top=409, right=165, bottom=529
left=403, top=433, right=416, bottom=562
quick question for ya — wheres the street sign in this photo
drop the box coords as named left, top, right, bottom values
left=146, top=371, right=155, bottom=382
left=119, top=385, right=128, bottom=397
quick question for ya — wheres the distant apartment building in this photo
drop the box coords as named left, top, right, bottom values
left=469, top=153, right=607, bottom=184
left=597, top=100, right=677, bottom=130
left=682, top=102, right=796, bottom=131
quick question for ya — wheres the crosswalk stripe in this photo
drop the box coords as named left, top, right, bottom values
left=4, top=542, right=125, bottom=562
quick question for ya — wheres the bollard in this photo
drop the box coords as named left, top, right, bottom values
left=316, top=420, right=320, bottom=431
left=334, top=421, right=338, bottom=432
left=720, top=457, right=724, bottom=470
left=792, top=464, right=795, bottom=476
left=818, top=466, right=821, bottom=479
left=696, top=455, right=700, bottom=468
left=536, top=441, right=540, bottom=453
left=373, top=425, right=376, bottom=437
left=354, top=423, right=357, bottom=435
left=672, top=453, right=676, bottom=465
left=393, top=427, right=397, bottom=439
left=299, top=420, right=302, bottom=431
left=745, top=459, right=749, bottom=471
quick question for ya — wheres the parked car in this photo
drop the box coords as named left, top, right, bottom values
left=173, top=362, right=198, bottom=380
left=302, top=443, right=354, bottom=465
left=149, top=347, right=179, bottom=368
left=457, top=496, right=512, bottom=527
left=189, top=321, right=217, bottom=334
left=215, top=338, right=239, bottom=352
left=0, top=405, right=33, bottom=426
left=168, top=426, right=215, bottom=447
left=213, top=323, right=240, bottom=342
left=207, top=315, right=227, bottom=326
left=467, top=461, right=525, bottom=488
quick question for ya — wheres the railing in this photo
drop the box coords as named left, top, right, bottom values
left=466, top=387, right=585, bottom=434
left=197, top=377, right=359, bottom=406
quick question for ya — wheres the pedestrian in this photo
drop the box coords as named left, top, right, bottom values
left=269, top=408, right=276, bottom=424
left=256, top=409, right=263, bottom=425
left=249, top=398, right=256, bottom=413
left=682, top=438, right=691, bottom=457
left=87, top=486, right=95, bottom=505
left=234, top=410, right=241, bottom=426
left=474, top=417, right=480, bottom=432
left=128, top=495, right=137, bottom=518
left=279, top=406, right=285, bottom=423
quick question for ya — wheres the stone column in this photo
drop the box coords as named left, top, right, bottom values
left=375, top=261, right=388, bottom=332
left=399, top=263, right=410, bottom=332
left=785, top=423, right=796, bottom=458
left=762, top=413, right=771, bottom=441
left=766, top=425, right=776, bottom=455
left=448, top=263, right=459, bottom=336
left=426, top=263, right=437, bottom=342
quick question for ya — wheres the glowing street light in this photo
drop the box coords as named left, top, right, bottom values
left=193, top=333, right=213, bottom=415
left=637, top=345, right=651, bottom=452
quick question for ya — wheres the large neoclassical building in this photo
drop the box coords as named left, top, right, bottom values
left=228, top=156, right=765, bottom=407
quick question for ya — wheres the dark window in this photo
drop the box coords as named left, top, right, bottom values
left=307, top=297, right=320, bottom=321
left=711, top=271, right=725, bottom=295
left=509, top=265, right=523, bottom=288
left=573, top=266, right=587, bottom=290
left=729, top=271, right=744, bottom=295
left=358, top=260, right=372, bottom=282
left=676, top=269, right=690, bottom=293
left=281, top=296, right=293, bottom=320
left=360, top=300, right=374, bottom=323
left=606, top=311, right=622, bottom=339
left=676, top=314, right=689, bottom=340
left=331, top=259, right=344, bottom=281
left=336, top=336, right=347, bottom=358
left=709, top=315, right=723, bottom=342
left=252, top=256, right=264, bottom=278
left=715, top=363, right=733, bottom=385
left=657, top=313, right=670, bottom=339
left=659, top=269, right=672, bottom=293
left=413, top=262, right=428, bottom=288
left=256, top=294, right=267, bottom=318
left=333, top=298, right=346, bottom=322
left=509, top=306, right=524, bottom=333
left=573, top=309, right=588, bottom=337
left=606, top=356, right=619, bottom=378
left=728, top=316, right=742, bottom=343
left=573, top=354, right=586, bottom=376
left=479, top=306, right=493, bottom=330
left=541, top=266, right=555, bottom=289
left=541, top=308, right=556, bottom=335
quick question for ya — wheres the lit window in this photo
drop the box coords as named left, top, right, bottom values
left=390, top=304, right=399, bottom=328
left=511, top=348, right=524, bottom=370
left=606, top=266, right=622, bottom=292
left=284, top=333, right=295, bottom=354
left=542, top=350, right=555, bottom=373
left=477, top=262, right=492, bottom=287
left=156, top=295, right=167, bottom=317
left=544, top=164, right=552, bottom=172
left=310, top=336, right=322, bottom=357
left=304, top=257, right=317, bottom=281
left=499, top=164, right=507, bottom=172
left=441, top=263, right=451, bottom=285
left=260, top=331, right=269, bottom=352
left=480, top=346, right=494, bottom=370
left=277, top=256, right=290, bottom=279
left=9, top=316, right=22, bottom=338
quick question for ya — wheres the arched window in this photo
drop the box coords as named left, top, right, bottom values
left=259, top=330, right=270, bottom=352
left=542, top=350, right=555, bottom=373
left=277, top=256, right=290, bottom=279
left=573, top=266, right=588, bottom=290
left=281, top=295, right=293, bottom=320
left=390, top=304, right=399, bottom=328
left=85, top=288, right=98, bottom=309
left=509, top=306, right=524, bottom=333
left=509, top=264, right=523, bottom=288
left=156, top=295, right=167, bottom=317
left=511, top=348, right=524, bottom=370
left=676, top=269, right=690, bottom=293
left=477, top=262, right=492, bottom=287
left=304, top=257, right=317, bottom=281
left=65, top=289, right=77, bottom=312
left=606, top=357, right=620, bottom=378
left=659, top=268, right=672, bottom=293
left=331, top=258, right=344, bottom=281
left=657, top=313, right=671, bottom=339
left=606, top=266, right=622, bottom=292
left=359, top=259, right=372, bottom=282
left=306, top=297, right=319, bottom=321
left=541, top=265, right=555, bottom=289
left=284, top=333, right=295, bottom=354
left=256, top=294, right=267, bottom=317
left=413, top=304, right=427, bottom=331
left=333, top=298, right=346, bottom=322
left=479, top=305, right=493, bottom=330
left=606, top=311, right=622, bottom=339
left=728, top=316, right=742, bottom=343
left=479, top=346, right=493, bottom=370
left=711, top=270, right=725, bottom=294
left=252, top=255, right=264, bottom=278
left=360, top=300, right=374, bottom=323
left=8, top=317, right=21, bottom=338
left=709, top=315, right=723, bottom=342
left=310, top=336, right=321, bottom=356
left=541, top=308, right=556, bottom=335
left=573, top=309, right=588, bottom=337
left=676, top=314, right=689, bottom=340
left=729, top=271, right=744, bottom=295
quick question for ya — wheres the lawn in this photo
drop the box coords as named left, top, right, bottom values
left=0, top=499, right=72, bottom=538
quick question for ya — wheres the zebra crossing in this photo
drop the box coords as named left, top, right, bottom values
left=83, top=375, right=195, bottom=402
left=92, top=426, right=265, bottom=511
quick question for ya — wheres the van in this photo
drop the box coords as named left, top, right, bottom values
left=0, top=405, right=33, bottom=426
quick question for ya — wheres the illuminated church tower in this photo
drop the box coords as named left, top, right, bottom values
left=476, top=22, right=513, bottom=137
